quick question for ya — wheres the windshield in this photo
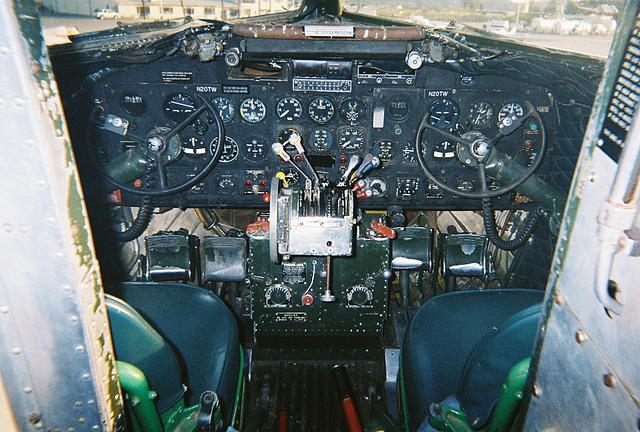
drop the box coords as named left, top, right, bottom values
left=41, top=0, right=616, bottom=57
left=355, top=0, right=619, bottom=57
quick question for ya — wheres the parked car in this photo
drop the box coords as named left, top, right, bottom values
left=94, top=8, right=120, bottom=19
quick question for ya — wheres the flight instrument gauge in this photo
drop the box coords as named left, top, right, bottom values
left=309, top=128, right=334, bottom=152
left=276, top=97, right=303, bottom=122
left=210, top=136, right=239, bottom=163
left=308, top=97, right=335, bottom=124
left=182, top=136, right=207, bottom=156
left=243, top=136, right=268, bottom=161
left=338, top=128, right=365, bottom=153
left=433, top=141, right=456, bottom=158
left=467, top=101, right=494, bottom=129
left=211, top=97, right=235, bottom=123
left=239, top=98, right=266, bottom=123
left=164, top=93, right=197, bottom=123
left=498, top=102, right=524, bottom=127
left=373, top=139, right=396, bottom=163
left=339, top=98, right=367, bottom=125
left=428, top=98, right=460, bottom=129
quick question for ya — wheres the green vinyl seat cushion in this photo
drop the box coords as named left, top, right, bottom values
left=402, top=289, right=544, bottom=431
left=107, top=282, right=240, bottom=422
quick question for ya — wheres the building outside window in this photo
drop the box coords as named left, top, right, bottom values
left=163, top=7, right=174, bottom=14
left=136, top=6, right=150, bottom=16
left=185, top=7, right=195, bottom=15
left=204, top=7, right=216, bottom=16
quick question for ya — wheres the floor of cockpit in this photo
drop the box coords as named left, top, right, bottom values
left=243, top=350, right=397, bottom=432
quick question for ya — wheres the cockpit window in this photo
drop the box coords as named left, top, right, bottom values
left=345, top=0, right=618, bottom=57
left=41, top=0, right=614, bottom=56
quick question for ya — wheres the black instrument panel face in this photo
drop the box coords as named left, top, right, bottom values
left=93, top=54, right=554, bottom=210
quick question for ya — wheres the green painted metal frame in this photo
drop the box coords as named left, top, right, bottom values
left=399, top=354, right=531, bottom=432
left=117, top=346, right=245, bottom=432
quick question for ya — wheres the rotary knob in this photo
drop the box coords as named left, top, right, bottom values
left=347, top=285, right=373, bottom=307
left=265, top=284, right=292, bottom=307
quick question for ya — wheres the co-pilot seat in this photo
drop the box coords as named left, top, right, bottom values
left=402, top=289, right=544, bottom=431
left=106, top=282, right=241, bottom=427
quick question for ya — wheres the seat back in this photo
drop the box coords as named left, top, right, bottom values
left=457, top=304, right=542, bottom=429
left=109, top=282, right=241, bottom=418
left=106, top=295, right=185, bottom=412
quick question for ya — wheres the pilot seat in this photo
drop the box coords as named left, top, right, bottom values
left=401, top=289, right=544, bottom=431
left=106, top=282, right=242, bottom=431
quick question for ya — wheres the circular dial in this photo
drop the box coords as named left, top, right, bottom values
left=164, top=93, right=197, bottom=123
left=276, top=97, right=303, bottom=122
left=402, top=142, right=417, bottom=163
left=284, top=169, right=300, bottom=186
left=433, top=141, right=456, bottom=159
left=277, top=128, right=303, bottom=152
left=373, top=139, right=396, bottom=163
left=468, top=101, right=494, bottom=129
left=243, top=136, right=268, bottom=161
left=428, top=98, right=460, bottom=129
left=498, top=102, right=524, bottom=126
left=338, top=128, right=365, bottom=153
left=120, top=92, right=146, bottom=117
left=216, top=175, right=236, bottom=195
left=386, top=96, right=410, bottom=121
left=368, top=178, right=388, bottom=197
left=211, top=97, right=235, bottom=123
left=309, top=128, right=334, bottom=152
left=347, top=285, right=373, bottom=306
left=339, top=98, right=367, bottom=125
left=239, top=98, right=266, bottom=123
left=265, top=285, right=292, bottom=307
left=308, top=97, right=335, bottom=124
left=182, top=136, right=207, bottom=156
left=210, top=136, right=239, bottom=163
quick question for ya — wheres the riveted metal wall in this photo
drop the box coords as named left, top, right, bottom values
left=0, top=1, right=122, bottom=430
left=524, top=0, right=640, bottom=428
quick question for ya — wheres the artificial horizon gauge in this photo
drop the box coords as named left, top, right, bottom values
left=164, top=92, right=197, bottom=123
left=428, top=98, right=460, bottom=129
left=338, top=128, right=365, bottom=153
left=211, top=97, right=235, bottom=123
left=276, top=97, right=303, bottom=122
left=182, top=136, right=207, bottom=156
left=308, top=97, right=335, bottom=124
left=339, top=98, right=367, bottom=125
left=498, top=102, right=525, bottom=127
left=239, top=97, right=266, bottom=123
left=309, top=128, right=334, bottom=152
left=467, top=101, right=494, bottom=128
left=433, top=141, right=456, bottom=158
left=210, top=136, right=239, bottom=163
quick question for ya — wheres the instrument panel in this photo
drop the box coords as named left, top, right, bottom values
left=93, top=55, right=555, bottom=210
